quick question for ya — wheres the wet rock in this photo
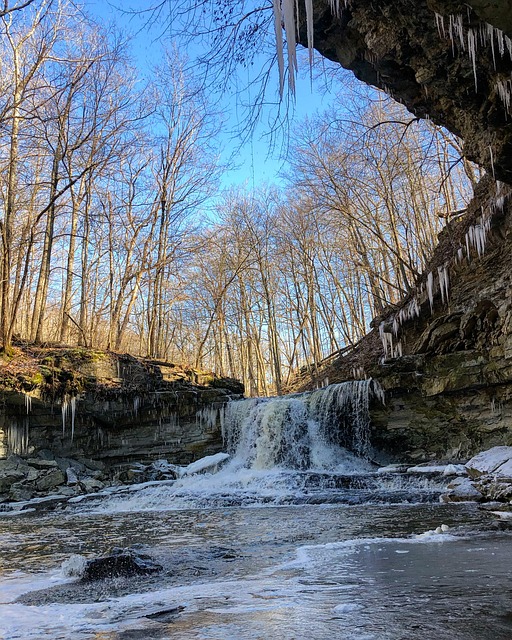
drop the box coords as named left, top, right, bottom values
left=82, top=548, right=163, bottom=581
left=440, top=476, right=482, bottom=503
left=8, top=482, right=36, bottom=502
left=79, top=477, right=105, bottom=493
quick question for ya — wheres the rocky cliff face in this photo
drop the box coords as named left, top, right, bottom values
left=297, top=173, right=512, bottom=462
left=300, top=0, right=512, bottom=182
left=291, top=0, right=512, bottom=461
left=0, top=349, right=243, bottom=468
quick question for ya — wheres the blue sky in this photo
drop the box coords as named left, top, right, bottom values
left=85, top=0, right=343, bottom=190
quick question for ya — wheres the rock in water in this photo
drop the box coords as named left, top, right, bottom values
left=82, top=547, right=162, bottom=581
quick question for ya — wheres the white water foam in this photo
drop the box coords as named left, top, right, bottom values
left=75, top=382, right=385, bottom=513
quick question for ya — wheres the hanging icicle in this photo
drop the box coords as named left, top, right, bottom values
left=379, top=321, right=393, bottom=359
left=271, top=0, right=351, bottom=94
left=426, top=272, right=434, bottom=313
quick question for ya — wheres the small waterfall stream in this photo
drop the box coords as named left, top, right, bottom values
left=221, top=379, right=384, bottom=472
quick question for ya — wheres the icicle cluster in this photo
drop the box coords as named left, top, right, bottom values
left=379, top=296, right=421, bottom=360
left=196, top=406, right=221, bottom=431
left=434, top=12, right=512, bottom=112
left=351, top=366, right=365, bottom=380
left=378, top=184, right=510, bottom=361
left=61, top=395, right=77, bottom=442
left=273, top=0, right=349, bottom=94
left=465, top=212, right=491, bottom=260
left=7, top=419, right=29, bottom=456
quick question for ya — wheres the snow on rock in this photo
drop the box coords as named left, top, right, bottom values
left=466, top=446, right=512, bottom=478
left=440, top=476, right=482, bottom=503
left=182, top=453, right=230, bottom=476
left=406, top=464, right=466, bottom=475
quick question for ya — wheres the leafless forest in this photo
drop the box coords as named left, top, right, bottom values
left=0, top=1, right=477, bottom=395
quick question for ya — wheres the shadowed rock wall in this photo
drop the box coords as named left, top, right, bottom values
left=300, top=0, right=512, bottom=183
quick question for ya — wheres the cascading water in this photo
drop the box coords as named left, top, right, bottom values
left=222, top=380, right=383, bottom=472
left=73, top=379, right=447, bottom=513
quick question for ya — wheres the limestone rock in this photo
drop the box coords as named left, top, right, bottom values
left=35, top=468, right=65, bottom=491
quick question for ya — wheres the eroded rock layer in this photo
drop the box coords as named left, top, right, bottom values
left=301, top=0, right=512, bottom=183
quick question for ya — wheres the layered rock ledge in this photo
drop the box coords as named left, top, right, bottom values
left=0, top=347, right=243, bottom=473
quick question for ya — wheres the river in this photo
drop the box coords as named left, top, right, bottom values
left=1, top=382, right=511, bottom=639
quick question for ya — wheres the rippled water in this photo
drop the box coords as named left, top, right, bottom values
left=1, top=385, right=510, bottom=639
left=0, top=475, right=510, bottom=640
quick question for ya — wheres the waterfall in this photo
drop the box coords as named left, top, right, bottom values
left=222, top=380, right=383, bottom=472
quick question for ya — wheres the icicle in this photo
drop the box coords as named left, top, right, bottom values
left=392, top=315, right=399, bottom=336
left=133, top=396, right=141, bottom=416
left=304, top=0, right=314, bottom=71
left=465, top=227, right=472, bottom=261
left=435, top=12, right=445, bottom=38
left=467, top=28, right=478, bottom=90
left=272, top=0, right=285, bottom=96
left=379, top=321, right=393, bottom=359
left=407, top=297, right=420, bottom=320
left=496, top=76, right=512, bottom=114
left=62, top=395, right=69, bottom=436
left=438, top=264, right=450, bottom=304
left=489, top=144, right=495, bottom=178
left=282, top=0, right=298, bottom=93
left=24, top=393, right=32, bottom=415
left=70, top=396, right=76, bottom=443
left=438, top=266, right=445, bottom=304
left=457, top=247, right=463, bottom=263
left=426, top=272, right=434, bottom=312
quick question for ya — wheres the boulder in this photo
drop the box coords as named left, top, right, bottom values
left=0, top=470, right=25, bottom=493
left=35, top=468, right=66, bottom=491
left=80, top=477, right=105, bottom=493
left=466, top=446, right=512, bottom=478
left=473, top=476, right=512, bottom=502
left=440, top=476, right=482, bottom=503
left=8, top=482, right=36, bottom=502
left=82, top=547, right=162, bottom=581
